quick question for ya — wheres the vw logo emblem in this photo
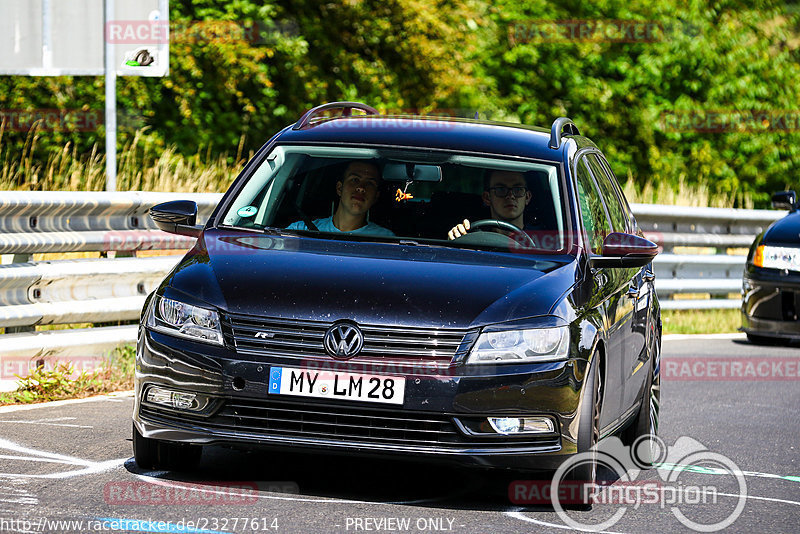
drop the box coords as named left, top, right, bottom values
left=323, top=322, right=364, bottom=359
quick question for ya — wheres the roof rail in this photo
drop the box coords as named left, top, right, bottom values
left=549, top=117, right=580, bottom=149
left=293, top=101, right=379, bottom=130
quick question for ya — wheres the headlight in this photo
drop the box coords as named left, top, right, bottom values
left=466, top=326, right=569, bottom=364
left=753, top=245, right=800, bottom=272
left=146, top=295, right=223, bottom=345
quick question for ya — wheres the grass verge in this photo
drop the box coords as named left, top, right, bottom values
left=662, top=309, right=741, bottom=335
left=0, top=345, right=135, bottom=405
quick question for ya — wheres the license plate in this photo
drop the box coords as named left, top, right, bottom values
left=268, top=367, right=405, bottom=405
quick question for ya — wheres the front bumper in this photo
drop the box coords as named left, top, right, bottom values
left=742, top=267, right=800, bottom=340
left=133, top=328, right=590, bottom=471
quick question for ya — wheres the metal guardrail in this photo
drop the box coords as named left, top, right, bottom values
left=630, top=203, right=782, bottom=310
left=0, top=191, right=222, bottom=254
left=0, top=193, right=785, bottom=390
left=0, top=192, right=221, bottom=389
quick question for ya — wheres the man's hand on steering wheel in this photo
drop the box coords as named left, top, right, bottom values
left=448, top=219, right=472, bottom=240
left=447, top=219, right=537, bottom=248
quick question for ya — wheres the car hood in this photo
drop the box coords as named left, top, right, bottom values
left=762, top=210, right=800, bottom=245
left=163, top=230, right=577, bottom=329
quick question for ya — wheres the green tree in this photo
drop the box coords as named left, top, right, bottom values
left=482, top=0, right=800, bottom=206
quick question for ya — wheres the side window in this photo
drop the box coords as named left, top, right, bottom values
left=586, top=154, right=627, bottom=233
left=575, top=159, right=610, bottom=252
left=596, top=155, right=636, bottom=231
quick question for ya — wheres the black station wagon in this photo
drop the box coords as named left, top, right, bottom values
left=742, top=190, right=800, bottom=344
left=133, top=102, right=662, bottom=480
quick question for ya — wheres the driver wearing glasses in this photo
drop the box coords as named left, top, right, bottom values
left=447, top=170, right=533, bottom=240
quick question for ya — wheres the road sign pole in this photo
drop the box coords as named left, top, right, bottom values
left=104, top=0, right=117, bottom=192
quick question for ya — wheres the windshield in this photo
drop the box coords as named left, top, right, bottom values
left=220, top=145, right=569, bottom=253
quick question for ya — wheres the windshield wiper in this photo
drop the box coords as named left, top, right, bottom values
left=261, top=226, right=284, bottom=235
left=398, top=240, right=432, bottom=247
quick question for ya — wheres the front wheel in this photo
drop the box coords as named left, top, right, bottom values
left=622, top=336, right=661, bottom=466
left=557, top=354, right=602, bottom=507
left=132, top=422, right=159, bottom=469
left=746, top=332, right=786, bottom=346
left=132, top=422, right=203, bottom=471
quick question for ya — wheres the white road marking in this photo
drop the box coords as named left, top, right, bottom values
left=505, top=511, right=628, bottom=533
left=0, top=391, right=133, bottom=413
left=0, top=419, right=93, bottom=429
left=662, top=333, right=746, bottom=341
left=0, top=454, right=82, bottom=465
left=506, top=487, right=800, bottom=531
left=0, top=437, right=126, bottom=479
left=0, top=479, right=38, bottom=508
left=714, top=491, right=800, bottom=506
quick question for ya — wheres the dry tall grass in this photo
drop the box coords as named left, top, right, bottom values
left=621, top=171, right=754, bottom=209
left=0, top=122, right=248, bottom=193
left=1, top=121, right=752, bottom=208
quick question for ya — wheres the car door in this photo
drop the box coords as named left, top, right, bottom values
left=586, top=154, right=649, bottom=414
left=574, top=157, right=625, bottom=426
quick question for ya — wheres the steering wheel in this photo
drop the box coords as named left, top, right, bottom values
left=467, top=219, right=537, bottom=248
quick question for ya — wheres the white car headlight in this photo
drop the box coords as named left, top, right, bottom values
left=146, top=295, right=223, bottom=345
left=753, top=245, right=800, bottom=272
left=466, top=326, right=569, bottom=364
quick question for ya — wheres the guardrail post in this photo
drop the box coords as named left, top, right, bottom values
left=2, top=253, right=35, bottom=334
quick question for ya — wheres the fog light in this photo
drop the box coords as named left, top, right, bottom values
left=145, top=386, right=206, bottom=412
left=488, top=417, right=554, bottom=435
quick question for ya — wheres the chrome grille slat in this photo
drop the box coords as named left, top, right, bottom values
left=232, top=348, right=453, bottom=368
left=362, top=336, right=462, bottom=347
left=235, top=338, right=324, bottom=351
left=232, top=324, right=326, bottom=336
left=224, top=314, right=471, bottom=363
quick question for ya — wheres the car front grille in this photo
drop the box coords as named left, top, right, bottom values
left=222, top=314, right=475, bottom=369
left=140, top=398, right=560, bottom=451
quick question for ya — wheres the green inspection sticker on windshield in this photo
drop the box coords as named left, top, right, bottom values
left=237, top=206, right=258, bottom=218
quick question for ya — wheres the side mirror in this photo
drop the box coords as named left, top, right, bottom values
left=590, top=232, right=659, bottom=268
left=771, top=190, right=797, bottom=211
left=150, top=200, right=202, bottom=237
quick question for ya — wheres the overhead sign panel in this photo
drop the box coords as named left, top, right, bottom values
left=0, top=0, right=168, bottom=76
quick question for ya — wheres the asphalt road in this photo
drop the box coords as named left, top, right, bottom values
left=0, top=335, right=797, bottom=534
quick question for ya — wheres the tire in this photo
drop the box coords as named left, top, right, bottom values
left=157, top=440, right=203, bottom=472
left=132, top=422, right=159, bottom=470
left=132, top=422, right=203, bottom=471
left=746, top=332, right=786, bottom=346
left=558, top=354, right=602, bottom=507
left=622, top=336, right=661, bottom=467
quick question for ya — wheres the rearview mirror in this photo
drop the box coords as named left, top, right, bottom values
left=150, top=200, right=203, bottom=237
left=771, top=190, right=797, bottom=211
left=590, top=232, right=659, bottom=268
left=382, top=162, right=442, bottom=182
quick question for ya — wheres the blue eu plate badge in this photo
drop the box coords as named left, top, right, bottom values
left=268, top=367, right=282, bottom=394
